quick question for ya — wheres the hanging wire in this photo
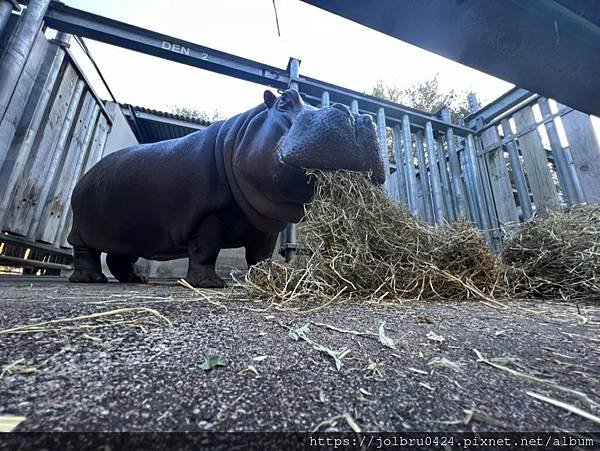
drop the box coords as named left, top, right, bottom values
left=73, top=35, right=118, bottom=103
left=272, top=0, right=281, bottom=37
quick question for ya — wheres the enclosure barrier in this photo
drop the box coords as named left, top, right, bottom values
left=0, top=0, right=111, bottom=273
left=1, top=0, right=599, bottom=274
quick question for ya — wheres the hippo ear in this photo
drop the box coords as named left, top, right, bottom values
left=263, top=90, right=277, bottom=108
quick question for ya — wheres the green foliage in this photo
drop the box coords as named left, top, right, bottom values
left=169, top=106, right=225, bottom=123
left=371, top=75, right=472, bottom=124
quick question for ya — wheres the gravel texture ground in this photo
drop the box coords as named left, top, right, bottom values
left=0, top=276, right=599, bottom=435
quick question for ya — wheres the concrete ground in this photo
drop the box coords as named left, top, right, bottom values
left=0, top=276, right=599, bottom=434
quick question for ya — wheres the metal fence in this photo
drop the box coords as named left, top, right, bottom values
left=1, top=0, right=600, bottom=274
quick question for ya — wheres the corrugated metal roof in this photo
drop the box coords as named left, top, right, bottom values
left=120, top=103, right=212, bottom=144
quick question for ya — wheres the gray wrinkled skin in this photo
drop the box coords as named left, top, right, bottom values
left=67, top=89, right=384, bottom=287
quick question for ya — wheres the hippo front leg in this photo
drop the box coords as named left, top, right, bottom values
left=185, top=217, right=226, bottom=288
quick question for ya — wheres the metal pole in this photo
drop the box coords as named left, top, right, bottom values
left=284, top=57, right=301, bottom=262
left=424, top=122, right=445, bottom=224
left=0, top=0, right=16, bottom=40
left=440, top=108, right=466, bottom=219
left=401, top=115, right=419, bottom=216
left=0, top=0, right=51, bottom=124
left=435, top=139, right=455, bottom=222
left=500, top=118, right=534, bottom=219
left=391, top=125, right=407, bottom=206
left=350, top=99, right=358, bottom=114
left=414, top=131, right=433, bottom=222
left=465, top=134, right=492, bottom=233
left=377, top=108, right=392, bottom=195
left=320, top=91, right=330, bottom=108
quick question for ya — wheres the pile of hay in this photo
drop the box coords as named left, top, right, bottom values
left=245, top=170, right=509, bottom=307
left=501, top=205, right=600, bottom=299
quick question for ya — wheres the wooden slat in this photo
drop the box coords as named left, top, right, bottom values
left=37, top=92, right=97, bottom=244
left=559, top=107, right=600, bottom=203
left=0, top=33, right=47, bottom=167
left=0, top=44, right=64, bottom=227
left=480, top=126, right=518, bottom=230
left=60, top=113, right=109, bottom=247
left=537, top=98, right=577, bottom=205
left=512, top=106, right=559, bottom=216
left=500, top=119, right=534, bottom=220
left=2, top=64, right=79, bottom=235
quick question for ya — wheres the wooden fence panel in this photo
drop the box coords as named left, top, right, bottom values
left=512, top=106, right=559, bottom=215
left=37, top=91, right=97, bottom=244
left=58, top=112, right=109, bottom=248
left=3, top=64, right=79, bottom=235
left=560, top=108, right=600, bottom=203
left=0, top=33, right=48, bottom=167
left=480, top=126, right=518, bottom=229
left=0, top=44, right=64, bottom=227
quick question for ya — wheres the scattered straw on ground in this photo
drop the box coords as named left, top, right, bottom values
left=244, top=170, right=600, bottom=308
left=501, top=205, right=600, bottom=300
left=245, top=170, right=511, bottom=309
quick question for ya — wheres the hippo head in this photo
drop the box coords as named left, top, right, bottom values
left=221, top=89, right=385, bottom=232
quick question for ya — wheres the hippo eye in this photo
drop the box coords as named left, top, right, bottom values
left=278, top=93, right=293, bottom=111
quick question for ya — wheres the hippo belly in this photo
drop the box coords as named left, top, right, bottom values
left=69, top=131, right=230, bottom=257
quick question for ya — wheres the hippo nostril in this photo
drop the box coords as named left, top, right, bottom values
left=358, top=114, right=373, bottom=125
left=331, top=103, right=352, bottom=117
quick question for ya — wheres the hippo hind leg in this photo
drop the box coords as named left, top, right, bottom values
left=69, top=246, right=108, bottom=283
left=106, top=254, right=148, bottom=283
left=185, top=216, right=226, bottom=288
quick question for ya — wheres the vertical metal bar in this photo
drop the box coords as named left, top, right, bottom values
left=465, top=134, right=492, bottom=234
left=350, top=99, right=358, bottom=114
left=0, top=0, right=15, bottom=39
left=440, top=108, right=466, bottom=219
left=401, top=115, right=419, bottom=216
left=459, top=144, right=479, bottom=225
left=288, top=58, right=299, bottom=91
left=321, top=91, right=330, bottom=108
left=564, top=147, right=586, bottom=203
left=414, top=131, right=433, bottom=222
left=424, top=122, right=445, bottom=224
left=391, top=125, right=407, bottom=206
left=284, top=57, right=301, bottom=262
left=435, top=139, right=456, bottom=222
left=500, top=118, right=533, bottom=220
left=474, top=134, right=502, bottom=250
left=537, top=98, right=577, bottom=205
left=0, top=0, right=51, bottom=123
left=377, top=108, right=391, bottom=195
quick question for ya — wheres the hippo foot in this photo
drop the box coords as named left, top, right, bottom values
left=69, top=270, right=108, bottom=283
left=185, top=274, right=227, bottom=288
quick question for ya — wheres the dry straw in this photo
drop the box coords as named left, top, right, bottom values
left=245, top=170, right=510, bottom=309
left=245, top=171, right=600, bottom=307
left=501, top=204, right=600, bottom=300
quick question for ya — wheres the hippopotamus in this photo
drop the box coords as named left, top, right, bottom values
left=67, top=89, right=385, bottom=287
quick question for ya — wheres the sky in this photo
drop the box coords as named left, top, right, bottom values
left=62, top=0, right=515, bottom=117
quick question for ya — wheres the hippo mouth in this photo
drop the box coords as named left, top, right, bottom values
left=277, top=105, right=386, bottom=185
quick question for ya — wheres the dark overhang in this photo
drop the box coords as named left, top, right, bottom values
left=120, top=104, right=210, bottom=144
left=302, top=0, right=600, bottom=116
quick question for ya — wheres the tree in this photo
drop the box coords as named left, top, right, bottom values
left=371, top=75, right=471, bottom=124
left=169, top=106, right=225, bottom=123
